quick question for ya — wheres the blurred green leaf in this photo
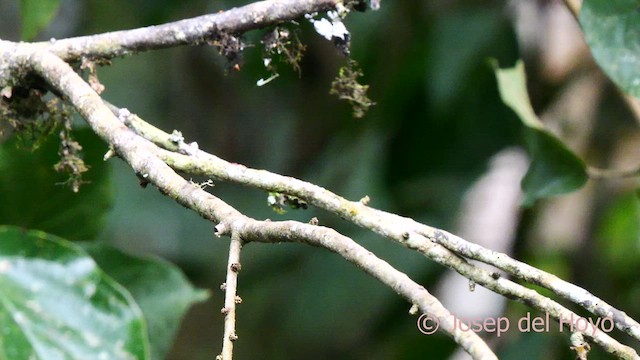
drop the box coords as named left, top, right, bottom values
left=493, top=60, right=587, bottom=206
left=0, top=128, right=113, bottom=240
left=19, top=0, right=61, bottom=40
left=520, top=129, right=588, bottom=207
left=580, top=0, right=640, bottom=98
left=0, top=226, right=149, bottom=359
left=83, top=243, right=209, bottom=360
left=596, top=192, right=640, bottom=273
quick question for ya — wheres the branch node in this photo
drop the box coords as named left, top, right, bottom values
left=169, top=130, right=184, bottom=144
left=103, top=146, right=117, bottom=161
left=359, top=195, right=370, bottom=205
left=309, top=217, right=319, bottom=225
left=215, top=223, right=230, bottom=237
left=117, top=108, right=131, bottom=123
left=230, top=262, right=242, bottom=273
left=234, top=296, right=242, bottom=304
left=136, top=172, right=150, bottom=188
left=179, top=141, right=199, bottom=156
left=570, top=332, right=591, bottom=360
left=409, top=304, right=419, bottom=315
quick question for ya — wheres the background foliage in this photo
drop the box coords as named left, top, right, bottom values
left=1, top=0, right=640, bottom=359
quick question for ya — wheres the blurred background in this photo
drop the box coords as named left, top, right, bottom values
left=1, top=0, right=640, bottom=359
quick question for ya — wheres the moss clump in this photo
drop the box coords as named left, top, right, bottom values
left=330, top=59, right=375, bottom=118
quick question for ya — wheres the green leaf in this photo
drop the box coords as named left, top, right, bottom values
left=493, top=60, right=588, bottom=206
left=492, top=60, right=544, bottom=130
left=580, top=0, right=640, bottom=98
left=83, top=243, right=209, bottom=360
left=0, top=226, right=149, bottom=359
left=520, top=129, right=588, bottom=206
left=19, top=0, right=61, bottom=41
left=0, top=128, right=113, bottom=240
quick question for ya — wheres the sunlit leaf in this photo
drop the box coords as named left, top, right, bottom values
left=0, top=226, right=149, bottom=359
left=83, top=243, right=209, bottom=360
left=19, top=0, right=61, bottom=41
left=493, top=60, right=588, bottom=206
left=493, top=60, right=543, bottom=130
left=580, top=0, right=640, bottom=98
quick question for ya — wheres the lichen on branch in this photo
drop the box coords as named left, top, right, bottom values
left=330, top=59, right=375, bottom=118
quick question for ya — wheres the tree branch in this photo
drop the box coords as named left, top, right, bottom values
left=106, top=94, right=639, bottom=359
left=34, top=0, right=341, bottom=62
left=20, top=47, right=498, bottom=360
left=220, top=233, right=243, bottom=360
left=134, top=115, right=640, bottom=346
left=2, top=0, right=638, bottom=357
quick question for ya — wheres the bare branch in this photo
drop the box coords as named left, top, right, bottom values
left=220, top=233, right=243, bottom=360
left=147, top=122, right=640, bottom=345
left=106, top=96, right=639, bottom=359
left=239, top=220, right=498, bottom=359
left=426, top=228, right=640, bottom=345
left=2, top=1, right=637, bottom=357
left=34, top=0, right=341, bottom=61
left=22, top=47, right=498, bottom=360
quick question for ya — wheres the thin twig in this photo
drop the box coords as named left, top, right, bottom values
left=587, top=166, right=640, bottom=179
left=220, top=233, right=243, bottom=360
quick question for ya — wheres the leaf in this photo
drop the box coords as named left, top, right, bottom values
left=520, top=129, right=588, bottom=207
left=493, top=60, right=544, bottom=130
left=493, top=60, right=588, bottom=206
left=19, top=0, right=61, bottom=41
left=0, top=226, right=150, bottom=359
left=0, top=128, right=113, bottom=240
left=580, top=0, right=640, bottom=98
left=83, top=243, right=209, bottom=360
